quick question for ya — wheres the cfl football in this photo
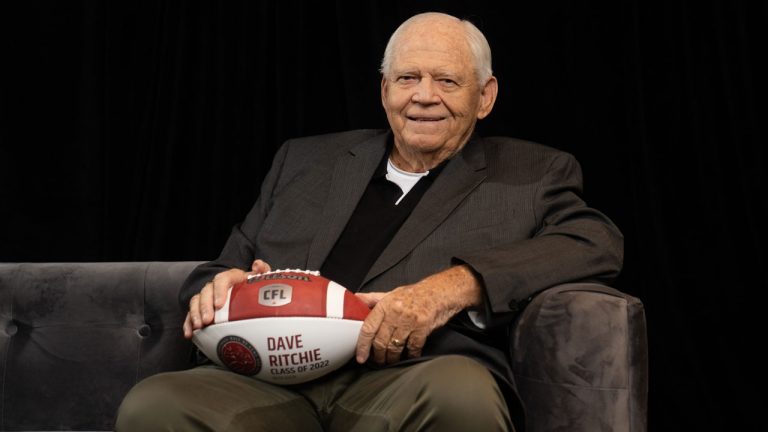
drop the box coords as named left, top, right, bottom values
left=192, top=269, right=370, bottom=385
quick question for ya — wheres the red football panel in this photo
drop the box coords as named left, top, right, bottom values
left=342, top=290, right=371, bottom=321
left=228, top=273, right=328, bottom=321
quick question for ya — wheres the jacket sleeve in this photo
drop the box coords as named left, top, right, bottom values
left=454, top=152, right=624, bottom=328
left=177, top=142, right=291, bottom=309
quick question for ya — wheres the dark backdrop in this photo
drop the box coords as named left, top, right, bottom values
left=1, top=1, right=765, bottom=429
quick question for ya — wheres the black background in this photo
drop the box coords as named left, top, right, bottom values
left=1, top=1, right=765, bottom=429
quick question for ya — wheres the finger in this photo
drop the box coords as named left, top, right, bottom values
left=212, top=268, right=247, bottom=309
left=355, top=292, right=387, bottom=308
left=212, top=279, right=231, bottom=310
left=199, top=282, right=215, bottom=325
left=183, top=312, right=193, bottom=339
left=356, top=306, right=385, bottom=364
left=251, top=259, right=272, bottom=274
left=372, top=324, right=396, bottom=366
left=189, top=294, right=202, bottom=330
left=386, top=328, right=411, bottom=364
left=405, top=329, right=428, bottom=359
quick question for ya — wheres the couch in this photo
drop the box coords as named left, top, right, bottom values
left=0, top=262, right=647, bottom=431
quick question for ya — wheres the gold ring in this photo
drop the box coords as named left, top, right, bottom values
left=390, top=338, right=405, bottom=348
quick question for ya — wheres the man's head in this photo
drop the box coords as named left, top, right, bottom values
left=380, top=12, right=498, bottom=171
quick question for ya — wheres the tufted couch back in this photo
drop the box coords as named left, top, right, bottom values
left=0, top=262, right=202, bottom=431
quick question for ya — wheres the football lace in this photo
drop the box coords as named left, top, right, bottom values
left=247, top=268, right=321, bottom=281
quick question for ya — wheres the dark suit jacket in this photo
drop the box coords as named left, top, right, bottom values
left=180, top=129, right=624, bottom=424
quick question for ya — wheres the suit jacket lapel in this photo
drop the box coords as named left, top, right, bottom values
left=362, top=137, right=488, bottom=286
left=305, top=133, right=388, bottom=270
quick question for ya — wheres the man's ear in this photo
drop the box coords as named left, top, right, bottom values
left=476, top=76, right=498, bottom=120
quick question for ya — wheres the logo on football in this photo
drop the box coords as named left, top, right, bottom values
left=192, top=269, right=370, bottom=385
left=217, top=335, right=262, bottom=375
left=258, top=284, right=292, bottom=306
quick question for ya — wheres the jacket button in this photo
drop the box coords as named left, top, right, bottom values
left=508, top=300, right=519, bottom=311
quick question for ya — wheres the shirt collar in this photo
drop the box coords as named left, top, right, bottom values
left=374, top=135, right=454, bottom=180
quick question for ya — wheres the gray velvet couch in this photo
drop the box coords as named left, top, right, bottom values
left=0, top=262, right=647, bottom=431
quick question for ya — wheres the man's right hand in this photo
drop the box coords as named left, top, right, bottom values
left=183, top=259, right=271, bottom=339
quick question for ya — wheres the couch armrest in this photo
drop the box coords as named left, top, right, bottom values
left=510, top=283, right=648, bottom=432
left=0, top=262, right=203, bottom=431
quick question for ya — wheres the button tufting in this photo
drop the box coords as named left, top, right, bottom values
left=508, top=300, right=519, bottom=312
left=137, top=324, right=152, bottom=338
left=6, top=321, right=18, bottom=336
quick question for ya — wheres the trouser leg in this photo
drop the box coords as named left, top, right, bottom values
left=116, top=356, right=514, bottom=432
left=115, top=365, right=322, bottom=432
left=324, top=355, right=514, bottom=432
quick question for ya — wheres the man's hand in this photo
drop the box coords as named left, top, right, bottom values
left=355, top=265, right=483, bottom=365
left=183, top=259, right=271, bottom=339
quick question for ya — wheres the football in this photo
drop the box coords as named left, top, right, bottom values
left=192, top=269, right=370, bottom=385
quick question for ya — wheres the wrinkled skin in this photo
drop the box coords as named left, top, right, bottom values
left=354, top=265, right=483, bottom=365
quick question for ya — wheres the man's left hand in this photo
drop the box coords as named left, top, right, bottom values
left=355, top=265, right=484, bottom=365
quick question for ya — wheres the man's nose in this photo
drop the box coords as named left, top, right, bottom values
left=411, top=78, right=441, bottom=104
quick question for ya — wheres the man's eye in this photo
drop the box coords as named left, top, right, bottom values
left=439, top=79, right=457, bottom=86
left=397, top=76, right=417, bottom=83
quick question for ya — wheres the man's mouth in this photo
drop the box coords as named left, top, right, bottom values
left=406, top=116, right=445, bottom=122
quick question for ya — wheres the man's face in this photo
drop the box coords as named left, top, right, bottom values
left=381, top=21, right=497, bottom=166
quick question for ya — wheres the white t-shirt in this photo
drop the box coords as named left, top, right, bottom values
left=386, top=158, right=430, bottom=205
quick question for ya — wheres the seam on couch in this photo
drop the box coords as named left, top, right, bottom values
left=135, top=262, right=151, bottom=384
left=514, top=373, right=629, bottom=391
left=627, top=300, right=647, bottom=432
left=555, top=285, right=628, bottom=299
left=17, top=323, right=148, bottom=330
left=1, top=264, right=21, bottom=431
left=620, top=294, right=633, bottom=431
left=1, top=326, right=6, bottom=431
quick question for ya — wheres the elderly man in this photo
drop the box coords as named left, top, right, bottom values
left=117, top=12, right=622, bottom=432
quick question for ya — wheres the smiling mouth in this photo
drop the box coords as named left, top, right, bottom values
left=407, top=116, right=446, bottom=122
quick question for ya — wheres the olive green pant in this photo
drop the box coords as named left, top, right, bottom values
left=116, top=355, right=513, bottom=431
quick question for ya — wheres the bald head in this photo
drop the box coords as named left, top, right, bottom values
left=380, top=12, right=493, bottom=85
